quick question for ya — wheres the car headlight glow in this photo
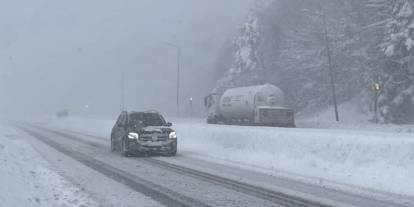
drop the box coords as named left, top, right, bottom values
left=128, top=132, right=139, bottom=140
left=169, top=131, right=177, bottom=139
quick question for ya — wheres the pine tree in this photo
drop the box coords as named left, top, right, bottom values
left=379, top=0, right=414, bottom=123
left=255, top=0, right=331, bottom=110
left=218, top=14, right=263, bottom=87
left=214, top=0, right=414, bottom=123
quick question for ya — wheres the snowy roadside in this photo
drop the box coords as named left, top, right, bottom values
left=296, top=100, right=414, bottom=133
left=43, top=116, right=414, bottom=198
left=173, top=121, right=414, bottom=198
left=0, top=125, right=99, bottom=207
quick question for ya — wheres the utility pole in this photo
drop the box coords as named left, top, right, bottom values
left=320, top=5, right=339, bottom=122
left=302, top=6, right=339, bottom=121
left=258, top=51, right=267, bottom=84
left=164, top=42, right=181, bottom=117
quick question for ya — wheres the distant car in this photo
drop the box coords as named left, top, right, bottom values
left=110, top=111, right=177, bottom=156
left=56, top=109, right=69, bottom=119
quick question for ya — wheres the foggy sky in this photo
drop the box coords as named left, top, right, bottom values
left=0, top=0, right=251, bottom=119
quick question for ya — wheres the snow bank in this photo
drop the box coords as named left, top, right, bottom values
left=297, top=100, right=414, bottom=133
left=0, top=125, right=98, bottom=207
left=46, top=117, right=414, bottom=197
left=175, top=122, right=414, bottom=196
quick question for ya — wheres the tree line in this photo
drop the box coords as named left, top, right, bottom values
left=215, top=0, right=414, bottom=124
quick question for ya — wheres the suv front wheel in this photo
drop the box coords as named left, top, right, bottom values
left=110, top=136, right=116, bottom=152
left=121, top=137, right=130, bottom=157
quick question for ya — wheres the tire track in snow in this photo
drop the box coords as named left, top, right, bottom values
left=27, top=124, right=335, bottom=207
left=18, top=125, right=210, bottom=207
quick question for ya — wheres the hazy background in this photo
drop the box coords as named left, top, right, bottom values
left=0, top=0, right=251, bottom=119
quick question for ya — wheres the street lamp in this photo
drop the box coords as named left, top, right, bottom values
left=163, top=42, right=181, bottom=117
left=303, top=6, right=339, bottom=122
left=373, top=82, right=381, bottom=123
left=189, top=97, right=193, bottom=118
left=121, top=68, right=125, bottom=111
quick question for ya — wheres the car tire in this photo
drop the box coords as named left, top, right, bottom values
left=121, top=137, right=130, bottom=157
left=110, top=136, right=116, bottom=152
left=167, top=150, right=177, bottom=157
left=110, top=138, right=115, bottom=152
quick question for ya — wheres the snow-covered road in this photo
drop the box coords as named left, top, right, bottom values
left=44, top=117, right=414, bottom=197
left=1, top=119, right=411, bottom=207
left=18, top=125, right=287, bottom=207
left=0, top=125, right=99, bottom=207
left=1, top=117, right=413, bottom=207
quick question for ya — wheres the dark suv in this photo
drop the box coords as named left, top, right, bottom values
left=110, top=111, right=177, bottom=156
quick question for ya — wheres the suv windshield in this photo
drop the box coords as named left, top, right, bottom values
left=128, top=113, right=166, bottom=127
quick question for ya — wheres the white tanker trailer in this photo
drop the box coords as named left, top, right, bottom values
left=204, top=84, right=295, bottom=127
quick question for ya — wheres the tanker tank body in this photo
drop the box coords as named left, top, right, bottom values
left=204, top=84, right=295, bottom=127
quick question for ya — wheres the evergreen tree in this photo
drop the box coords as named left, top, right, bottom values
left=379, top=0, right=414, bottom=123
left=218, top=15, right=263, bottom=87
left=215, top=0, right=414, bottom=123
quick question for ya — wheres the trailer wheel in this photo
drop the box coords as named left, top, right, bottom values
left=207, top=116, right=217, bottom=124
left=167, top=150, right=177, bottom=156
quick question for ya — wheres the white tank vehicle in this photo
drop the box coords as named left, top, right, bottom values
left=204, top=84, right=295, bottom=127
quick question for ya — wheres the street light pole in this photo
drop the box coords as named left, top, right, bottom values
left=189, top=97, right=193, bottom=118
left=176, top=47, right=181, bottom=117
left=121, top=68, right=125, bottom=111
left=373, top=81, right=381, bottom=124
left=320, top=8, right=339, bottom=122
left=164, top=42, right=181, bottom=117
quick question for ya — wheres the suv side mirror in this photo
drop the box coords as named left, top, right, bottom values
left=166, top=122, right=172, bottom=127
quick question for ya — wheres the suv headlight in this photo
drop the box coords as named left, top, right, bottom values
left=169, top=131, right=177, bottom=139
left=128, top=132, right=139, bottom=140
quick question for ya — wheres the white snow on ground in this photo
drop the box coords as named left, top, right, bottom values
left=0, top=125, right=99, bottom=207
left=174, top=120, right=414, bottom=196
left=43, top=111, right=414, bottom=198
left=297, top=100, right=414, bottom=133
